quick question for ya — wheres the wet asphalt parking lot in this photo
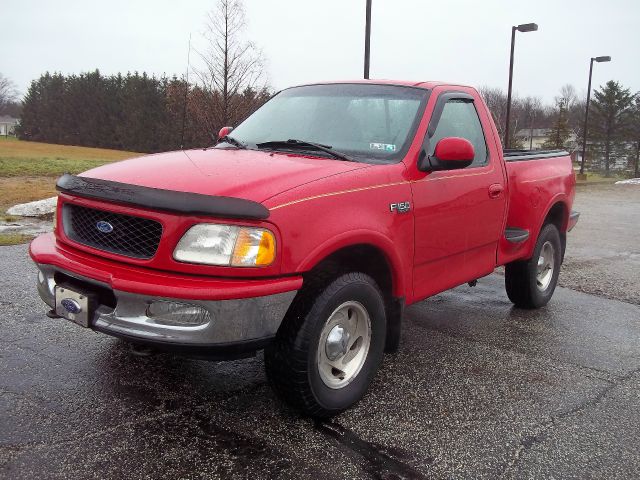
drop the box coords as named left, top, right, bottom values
left=1, top=184, right=639, bottom=479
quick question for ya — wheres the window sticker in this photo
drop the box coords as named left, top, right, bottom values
left=369, top=143, right=397, bottom=152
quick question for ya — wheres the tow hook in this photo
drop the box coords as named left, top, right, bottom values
left=468, top=280, right=478, bottom=287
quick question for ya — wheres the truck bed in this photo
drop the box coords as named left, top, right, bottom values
left=503, top=149, right=569, bottom=162
left=499, top=150, right=576, bottom=265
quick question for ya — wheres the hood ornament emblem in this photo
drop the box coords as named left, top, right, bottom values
left=96, top=220, right=114, bottom=233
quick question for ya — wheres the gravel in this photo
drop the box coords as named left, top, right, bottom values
left=560, top=184, right=640, bottom=305
left=1, top=245, right=639, bottom=479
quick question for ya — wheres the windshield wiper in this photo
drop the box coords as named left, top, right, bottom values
left=256, top=139, right=355, bottom=162
left=218, top=135, right=247, bottom=149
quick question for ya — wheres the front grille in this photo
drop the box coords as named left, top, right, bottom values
left=63, top=204, right=163, bottom=259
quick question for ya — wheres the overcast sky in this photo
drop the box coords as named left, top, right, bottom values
left=3, top=0, right=639, bottom=103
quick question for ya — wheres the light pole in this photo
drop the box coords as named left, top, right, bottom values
left=579, top=56, right=611, bottom=175
left=364, top=0, right=372, bottom=79
left=504, top=22, right=538, bottom=149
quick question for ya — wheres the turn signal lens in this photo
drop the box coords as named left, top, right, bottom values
left=231, top=228, right=276, bottom=266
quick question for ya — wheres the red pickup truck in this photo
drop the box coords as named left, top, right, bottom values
left=30, top=80, right=578, bottom=417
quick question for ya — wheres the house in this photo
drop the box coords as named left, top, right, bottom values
left=0, top=116, right=19, bottom=136
left=515, top=128, right=579, bottom=151
left=515, top=128, right=551, bottom=150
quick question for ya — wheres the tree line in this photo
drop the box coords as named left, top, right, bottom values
left=15, top=70, right=269, bottom=152
left=480, top=81, right=640, bottom=177
left=14, top=71, right=637, bottom=176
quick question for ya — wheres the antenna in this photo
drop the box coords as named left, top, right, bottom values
left=180, top=33, right=192, bottom=150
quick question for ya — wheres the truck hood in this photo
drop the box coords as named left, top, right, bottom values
left=81, top=148, right=368, bottom=204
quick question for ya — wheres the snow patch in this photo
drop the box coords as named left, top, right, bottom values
left=0, top=217, right=53, bottom=236
left=7, top=197, right=58, bottom=217
left=615, top=178, right=640, bottom=185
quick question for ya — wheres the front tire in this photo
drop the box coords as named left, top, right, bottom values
left=505, top=223, right=562, bottom=309
left=265, top=272, right=386, bottom=417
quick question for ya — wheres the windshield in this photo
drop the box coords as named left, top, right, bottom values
left=226, top=84, right=429, bottom=163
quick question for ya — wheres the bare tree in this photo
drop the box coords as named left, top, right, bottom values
left=480, top=87, right=545, bottom=149
left=0, top=73, right=18, bottom=111
left=194, top=0, right=265, bottom=132
left=557, top=84, right=577, bottom=110
left=479, top=86, right=508, bottom=142
left=520, top=96, right=544, bottom=149
left=556, top=84, right=586, bottom=136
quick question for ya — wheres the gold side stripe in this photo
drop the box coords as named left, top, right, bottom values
left=520, top=175, right=564, bottom=183
left=269, top=168, right=496, bottom=210
left=269, top=181, right=408, bottom=210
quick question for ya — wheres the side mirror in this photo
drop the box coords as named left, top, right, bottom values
left=418, top=137, right=475, bottom=172
left=217, top=126, right=234, bottom=140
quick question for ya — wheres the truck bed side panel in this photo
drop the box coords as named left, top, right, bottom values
left=498, top=155, right=575, bottom=265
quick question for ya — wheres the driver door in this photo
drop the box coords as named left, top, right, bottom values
left=411, top=90, right=506, bottom=300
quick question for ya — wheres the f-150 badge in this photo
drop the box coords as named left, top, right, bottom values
left=390, top=202, right=410, bottom=213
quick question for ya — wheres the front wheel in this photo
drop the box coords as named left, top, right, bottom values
left=505, top=223, right=562, bottom=309
left=265, top=272, right=386, bottom=417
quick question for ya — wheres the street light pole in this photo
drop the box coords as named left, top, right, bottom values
left=580, top=56, right=611, bottom=175
left=505, top=27, right=517, bottom=150
left=364, top=0, right=372, bottom=79
left=504, top=22, right=538, bottom=150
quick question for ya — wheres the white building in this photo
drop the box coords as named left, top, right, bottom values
left=515, top=128, right=579, bottom=151
left=0, top=116, right=19, bottom=136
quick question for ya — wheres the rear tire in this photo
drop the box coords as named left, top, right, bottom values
left=505, top=223, right=562, bottom=309
left=265, top=272, right=386, bottom=418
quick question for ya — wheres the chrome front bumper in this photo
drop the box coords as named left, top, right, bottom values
left=36, top=263, right=297, bottom=350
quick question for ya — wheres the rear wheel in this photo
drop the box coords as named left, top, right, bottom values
left=265, top=272, right=386, bottom=417
left=505, top=223, right=562, bottom=309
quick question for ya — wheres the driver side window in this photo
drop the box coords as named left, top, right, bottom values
left=430, top=100, right=488, bottom=167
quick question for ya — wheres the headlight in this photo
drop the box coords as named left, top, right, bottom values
left=174, top=224, right=276, bottom=267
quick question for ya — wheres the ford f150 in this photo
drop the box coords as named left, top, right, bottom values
left=30, top=81, right=579, bottom=417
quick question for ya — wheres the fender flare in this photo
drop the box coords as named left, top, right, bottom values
left=526, top=193, right=569, bottom=258
left=538, top=193, right=569, bottom=233
left=296, top=229, right=408, bottom=297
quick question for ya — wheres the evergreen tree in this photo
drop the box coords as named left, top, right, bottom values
left=590, top=80, right=635, bottom=176
left=542, top=99, right=571, bottom=150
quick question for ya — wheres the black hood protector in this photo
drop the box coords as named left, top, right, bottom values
left=56, top=174, right=270, bottom=220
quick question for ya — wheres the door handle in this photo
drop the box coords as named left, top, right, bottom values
left=488, top=183, right=504, bottom=199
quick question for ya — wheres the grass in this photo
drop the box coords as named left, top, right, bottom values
left=0, top=137, right=141, bottom=211
left=0, top=137, right=140, bottom=177
left=0, top=233, right=34, bottom=246
left=573, top=164, right=632, bottom=184
left=575, top=172, right=626, bottom=184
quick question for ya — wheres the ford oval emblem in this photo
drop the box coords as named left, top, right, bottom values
left=96, top=220, right=114, bottom=233
left=61, top=298, right=82, bottom=314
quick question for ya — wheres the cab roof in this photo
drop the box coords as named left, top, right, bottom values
left=293, top=79, right=469, bottom=90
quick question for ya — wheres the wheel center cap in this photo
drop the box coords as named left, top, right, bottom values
left=325, top=325, right=350, bottom=361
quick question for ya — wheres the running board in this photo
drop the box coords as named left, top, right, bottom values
left=504, top=227, right=530, bottom=243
